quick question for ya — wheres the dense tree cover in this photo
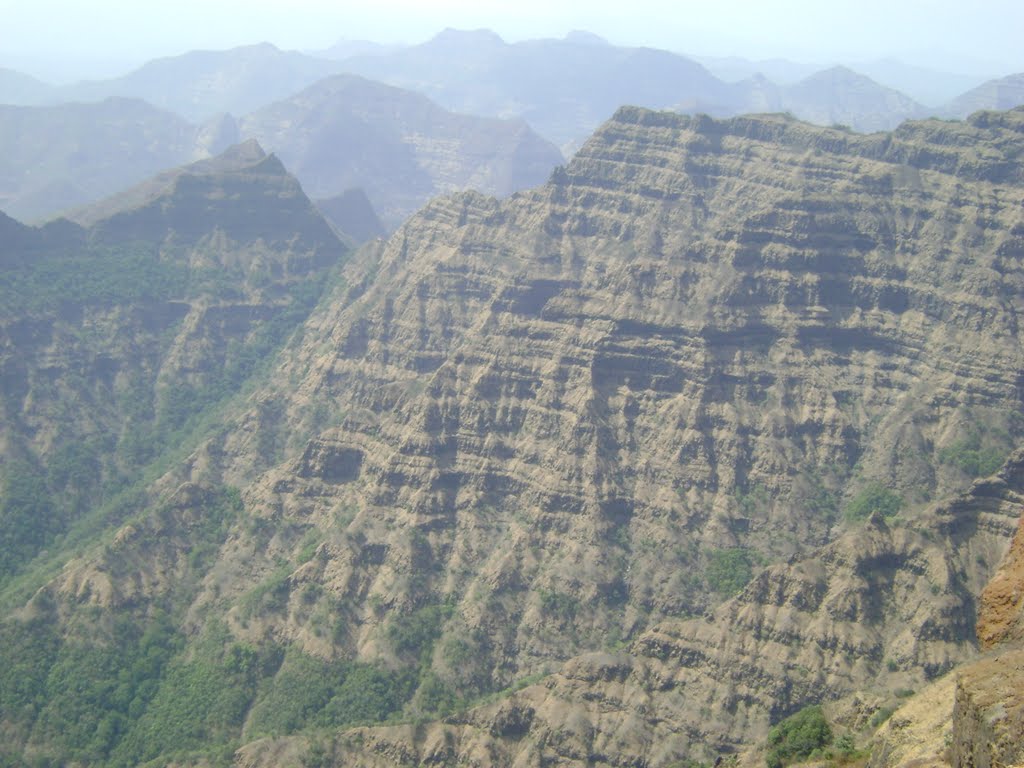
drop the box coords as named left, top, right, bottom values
left=0, top=610, right=180, bottom=767
left=0, top=609, right=421, bottom=767
left=0, top=462, right=60, bottom=577
left=0, top=243, right=189, bottom=314
left=765, top=705, right=833, bottom=768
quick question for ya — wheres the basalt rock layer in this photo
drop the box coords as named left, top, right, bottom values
left=6, top=107, right=1024, bottom=765
left=196, top=107, right=1024, bottom=760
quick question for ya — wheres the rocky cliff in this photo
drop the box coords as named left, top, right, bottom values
left=5, top=107, right=1024, bottom=766
left=870, top=471, right=1024, bottom=768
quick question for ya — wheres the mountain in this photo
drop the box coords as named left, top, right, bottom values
left=337, top=30, right=937, bottom=148
left=314, top=188, right=387, bottom=244
left=776, top=66, right=927, bottom=131
left=0, top=66, right=54, bottom=105
left=234, top=73, right=565, bottom=227
left=695, top=54, right=827, bottom=85
left=3, top=105, right=1024, bottom=766
left=0, top=75, right=561, bottom=229
left=209, top=106, right=1024, bottom=765
left=943, top=72, right=1024, bottom=117
left=336, top=28, right=733, bottom=150
left=0, top=98, right=222, bottom=222
left=313, top=39, right=402, bottom=60
left=0, top=140, right=346, bottom=586
left=58, top=43, right=348, bottom=123
left=847, top=59, right=990, bottom=108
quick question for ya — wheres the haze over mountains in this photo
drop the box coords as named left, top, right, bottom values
left=3, top=18, right=1024, bottom=768
left=2, top=28, right=1023, bottom=226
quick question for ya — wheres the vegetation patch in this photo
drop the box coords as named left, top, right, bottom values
left=843, top=483, right=903, bottom=522
left=938, top=432, right=1006, bottom=478
left=765, top=704, right=833, bottom=768
left=706, top=548, right=759, bottom=597
left=0, top=243, right=188, bottom=314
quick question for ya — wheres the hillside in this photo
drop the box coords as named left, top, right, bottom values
left=0, top=140, right=346, bottom=591
left=2, top=106, right=1024, bottom=766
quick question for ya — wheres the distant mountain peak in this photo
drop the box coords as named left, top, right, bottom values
left=428, top=27, right=506, bottom=47
left=564, top=30, right=610, bottom=46
left=802, top=64, right=871, bottom=83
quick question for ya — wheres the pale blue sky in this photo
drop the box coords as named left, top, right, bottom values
left=2, top=0, right=1021, bottom=80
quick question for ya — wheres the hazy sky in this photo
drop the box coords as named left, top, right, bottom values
left=2, top=0, right=1021, bottom=80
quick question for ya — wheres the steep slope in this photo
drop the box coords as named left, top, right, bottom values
left=216, top=105, right=1024, bottom=762
left=0, top=98, right=221, bottom=222
left=5, top=107, right=1024, bottom=766
left=870, top=499, right=1024, bottom=768
left=0, top=140, right=346, bottom=584
left=315, top=188, right=387, bottom=245
left=271, top=453, right=1024, bottom=767
left=234, top=74, right=564, bottom=227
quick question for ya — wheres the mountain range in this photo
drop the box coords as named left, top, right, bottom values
left=2, top=97, right=1024, bottom=766
left=4, top=22, right=1024, bottom=768
left=3, top=31, right=1024, bottom=230
left=0, top=74, right=562, bottom=228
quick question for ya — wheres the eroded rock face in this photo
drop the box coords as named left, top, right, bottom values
left=949, top=648, right=1024, bottom=768
left=17, top=108, right=1024, bottom=765
left=202, top=109, right=1024, bottom=762
left=284, top=456, right=1021, bottom=767
left=978, top=511, right=1024, bottom=651
left=870, top=461, right=1024, bottom=768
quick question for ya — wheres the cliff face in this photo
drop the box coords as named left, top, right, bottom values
left=8, top=107, right=1024, bottom=765
left=236, top=454, right=1023, bottom=767
left=198, top=108, right=1024, bottom=759
left=870, top=476, right=1024, bottom=768
left=977, top=508, right=1024, bottom=650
